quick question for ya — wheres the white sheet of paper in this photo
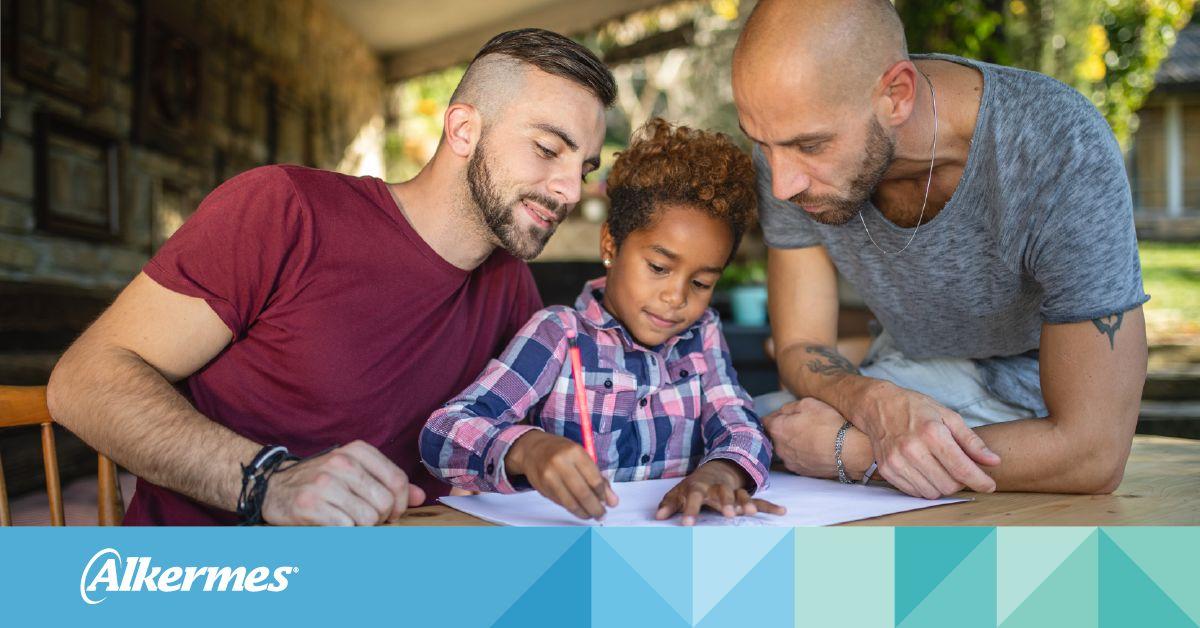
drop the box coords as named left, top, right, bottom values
left=439, top=472, right=968, bottom=527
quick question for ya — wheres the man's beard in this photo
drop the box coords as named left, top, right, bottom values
left=790, top=117, right=895, bottom=226
left=466, top=136, right=562, bottom=260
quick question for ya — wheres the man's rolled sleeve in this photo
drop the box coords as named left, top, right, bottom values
left=1025, top=106, right=1149, bottom=325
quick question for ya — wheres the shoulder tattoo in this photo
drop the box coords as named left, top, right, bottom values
left=1091, top=312, right=1124, bottom=350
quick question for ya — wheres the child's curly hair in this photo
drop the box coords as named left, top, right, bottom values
left=606, top=118, right=757, bottom=265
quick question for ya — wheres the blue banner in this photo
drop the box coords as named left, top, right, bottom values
left=0, top=526, right=1196, bottom=627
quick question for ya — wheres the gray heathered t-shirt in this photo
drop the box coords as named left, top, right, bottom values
left=756, top=54, right=1149, bottom=412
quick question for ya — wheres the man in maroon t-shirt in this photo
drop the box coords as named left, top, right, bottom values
left=46, top=29, right=613, bottom=525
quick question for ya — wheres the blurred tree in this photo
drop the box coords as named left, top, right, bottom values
left=896, top=0, right=1011, bottom=64
left=1080, top=0, right=1197, bottom=144
left=385, top=65, right=465, bottom=181
left=384, top=1, right=744, bottom=182
left=897, top=0, right=1196, bottom=146
left=382, top=0, right=1194, bottom=179
left=585, top=1, right=752, bottom=147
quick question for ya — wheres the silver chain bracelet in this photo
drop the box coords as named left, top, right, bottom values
left=835, top=420, right=853, bottom=484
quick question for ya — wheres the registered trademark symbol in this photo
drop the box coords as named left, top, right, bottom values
left=291, top=567, right=299, bottom=574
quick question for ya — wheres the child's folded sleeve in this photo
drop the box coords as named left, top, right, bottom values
left=420, top=308, right=570, bottom=493
left=695, top=317, right=773, bottom=493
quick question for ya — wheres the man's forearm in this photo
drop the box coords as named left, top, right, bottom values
left=47, top=343, right=259, bottom=512
left=959, top=311, right=1144, bottom=494
left=840, top=414, right=1132, bottom=494
left=777, top=342, right=881, bottom=422
left=972, top=416, right=1131, bottom=493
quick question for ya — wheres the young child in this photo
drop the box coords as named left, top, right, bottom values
left=420, top=118, right=783, bottom=525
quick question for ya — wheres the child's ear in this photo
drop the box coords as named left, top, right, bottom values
left=599, top=223, right=617, bottom=265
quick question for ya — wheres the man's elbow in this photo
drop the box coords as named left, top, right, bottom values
left=46, top=341, right=98, bottom=429
left=1079, top=426, right=1135, bottom=495
left=1081, top=455, right=1127, bottom=495
left=45, top=354, right=75, bottom=426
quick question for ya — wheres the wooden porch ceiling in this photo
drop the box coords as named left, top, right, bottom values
left=327, top=0, right=677, bottom=82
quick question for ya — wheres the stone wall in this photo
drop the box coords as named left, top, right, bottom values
left=1, top=0, right=386, bottom=499
left=0, top=0, right=385, bottom=293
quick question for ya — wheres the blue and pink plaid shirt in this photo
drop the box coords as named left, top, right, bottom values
left=420, top=277, right=772, bottom=494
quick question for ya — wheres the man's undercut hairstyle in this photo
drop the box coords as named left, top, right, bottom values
left=450, top=28, right=616, bottom=117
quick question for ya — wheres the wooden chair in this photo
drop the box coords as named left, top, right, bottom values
left=0, top=385, right=125, bottom=525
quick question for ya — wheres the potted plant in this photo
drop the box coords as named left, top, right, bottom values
left=719, top=259, right=768, bottom=326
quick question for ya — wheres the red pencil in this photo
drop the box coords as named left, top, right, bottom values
left=565, top=328, right=597, bottom=463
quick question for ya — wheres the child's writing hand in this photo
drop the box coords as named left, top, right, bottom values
left=505, top=430, right=619, bottom=520
left=655, top=459, right=786, bottom=526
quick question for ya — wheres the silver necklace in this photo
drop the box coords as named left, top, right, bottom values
left=860, top=69, right=938, bottom=255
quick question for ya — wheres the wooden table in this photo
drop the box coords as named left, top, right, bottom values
left=393, top=435, right=1200, bottom=526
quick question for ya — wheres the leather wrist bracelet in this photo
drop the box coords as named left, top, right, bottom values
left=237, top=445, right=298, bottom=525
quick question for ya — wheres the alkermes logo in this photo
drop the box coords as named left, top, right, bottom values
left=81, top=548, right=298, bottom=604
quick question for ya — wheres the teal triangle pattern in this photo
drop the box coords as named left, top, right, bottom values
left=595, top=528, right=692, bottom=622
left=693, top=527, right=792, bottom=623
left=997, top=527, right=1096, bottom=624
left=896, top=527, right=995, bottom=624
left=408, top=528, right=585, bottom=628
left=1000, top=530, right=1098, bottom=628
left=1099, top=531, right=1196, bottom=628
left=793, top=527, right=894, bottom=628
left=898, top=528, right=996, bottom=628
left=493, top=532, right=592, bottom=628
left=696, top=530, right=794, bottom=628
left=591, top=532, right=690, bottom=628
left=1102, top=527, right=1200, bottom=624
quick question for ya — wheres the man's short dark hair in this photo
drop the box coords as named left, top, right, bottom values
left=469, top=28, right=615, bottom=107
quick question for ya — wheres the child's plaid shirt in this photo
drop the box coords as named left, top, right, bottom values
left=420, top=277, right=772, bottom=493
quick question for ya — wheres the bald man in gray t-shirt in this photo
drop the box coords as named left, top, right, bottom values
left=732, top=0, right=1148, bottom=499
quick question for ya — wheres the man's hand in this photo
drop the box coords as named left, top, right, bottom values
left=262, top=440, right=425, bottom=526
left=763, top=397, right=854, bottom=478
left=655, top=459, right=786, bottom=526
left=505, top=431, right=618, bottom=520
left=853, top=382, right=1000, bottom=498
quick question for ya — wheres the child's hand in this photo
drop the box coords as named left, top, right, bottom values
left=655, top=460, right=786, bottom=526
left=505, top=430, right=619, bottom=520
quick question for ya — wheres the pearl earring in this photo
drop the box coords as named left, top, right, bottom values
left=602, top=258, right=612, bottom=268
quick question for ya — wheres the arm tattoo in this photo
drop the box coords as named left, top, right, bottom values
left=803, top=345, right=860, bottom=376
left=1092, top=312, right=1124, bottom=350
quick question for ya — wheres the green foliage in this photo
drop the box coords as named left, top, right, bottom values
left=384, top=64, right=466, bottom=181
left=717, top=258, right=767, bottom=289
left=1083, top=0, right=1196, bottom=145
left=896, top=0, right=1012, bottom=64
left=583, top=0, right=751, bottom=149
left=1140, top=241, right=1200, bottom=340
left=897, top=0, right=1196, bottom=147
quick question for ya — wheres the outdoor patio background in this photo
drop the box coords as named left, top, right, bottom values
left=1, top=0, right=1197, bottom=521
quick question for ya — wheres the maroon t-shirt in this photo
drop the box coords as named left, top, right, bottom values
left=126, top=165, right=542, bottom=525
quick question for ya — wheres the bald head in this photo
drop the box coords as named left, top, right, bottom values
left=731, top=1, right=922, bottom=225
left=734, top=0, right=907, bottom=105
